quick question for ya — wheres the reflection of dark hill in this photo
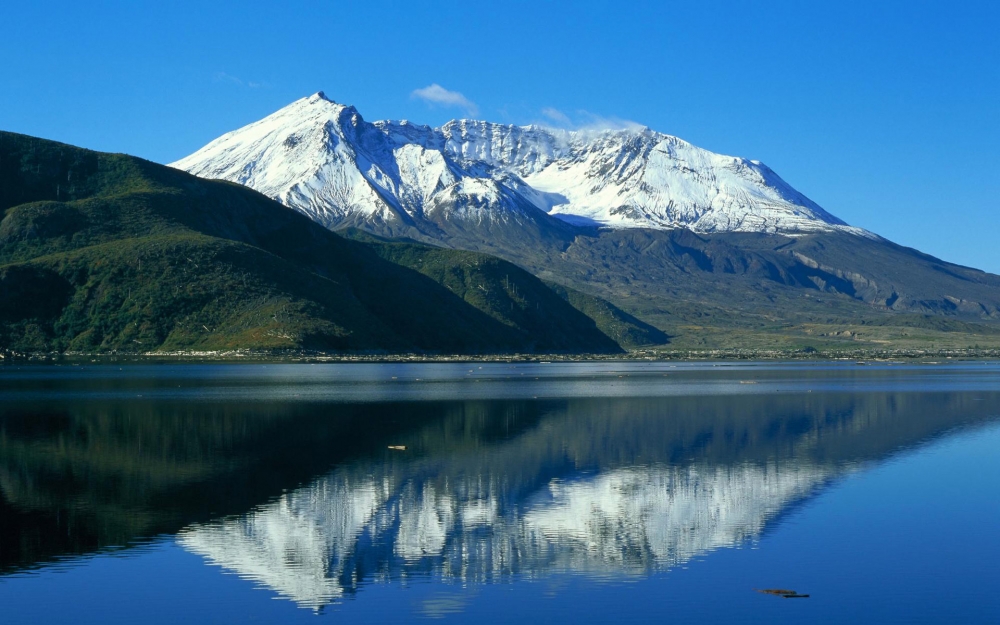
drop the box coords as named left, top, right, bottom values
left=361, top=392, right=1000, bottom=493
left=0, top=399, right=546, bottom=573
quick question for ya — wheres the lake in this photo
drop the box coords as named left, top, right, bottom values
left=1, top=361, right=998, bottom=624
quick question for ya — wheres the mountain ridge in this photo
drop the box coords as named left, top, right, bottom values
left=171, top=92, right=870, bottom=239
left=168, top=94, right=1000, bottom=350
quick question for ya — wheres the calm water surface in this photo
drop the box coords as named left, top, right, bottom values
left=0, top=361, right=998, bottom=624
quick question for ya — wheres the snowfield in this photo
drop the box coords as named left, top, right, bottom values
left=171, top=92, right=870, bottom=237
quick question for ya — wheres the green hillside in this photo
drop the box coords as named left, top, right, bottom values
left=344, top=229, right=663, bottom=350
left=0, top=131, right=638, bottom=354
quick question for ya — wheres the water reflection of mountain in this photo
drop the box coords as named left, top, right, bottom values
left=174, top=392, right=999, bottom=609
left=180, top=461, right=830, bottom=609
left=2, top=370, right=998, bottom=585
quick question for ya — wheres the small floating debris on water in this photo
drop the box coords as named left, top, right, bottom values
left=387, top=445, right=407, bottom=451
left=756, top=588, right=810, bottom=599
left=756, top=589, right=794, bottom=596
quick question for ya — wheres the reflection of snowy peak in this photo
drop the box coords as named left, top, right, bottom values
left=178, top=460, right=833, bottom=610
left=171, top=93, right=866, bottom=236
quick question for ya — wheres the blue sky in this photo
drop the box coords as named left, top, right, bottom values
left=3, top=0, right=998, bottom=271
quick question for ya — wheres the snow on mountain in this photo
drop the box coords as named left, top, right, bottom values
left=170, top=92, right=867, bottom=236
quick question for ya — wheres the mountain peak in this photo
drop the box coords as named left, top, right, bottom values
left=171, top=93, right=871, bottom=238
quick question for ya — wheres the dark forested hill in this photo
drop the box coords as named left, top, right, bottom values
left=0, top=131, right=643, bottom=354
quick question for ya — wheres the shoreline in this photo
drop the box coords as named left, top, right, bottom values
left=3, top=347, right=1000, bottom=365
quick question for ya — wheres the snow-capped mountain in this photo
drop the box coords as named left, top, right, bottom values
left=170, top=92, right=866, bottom=237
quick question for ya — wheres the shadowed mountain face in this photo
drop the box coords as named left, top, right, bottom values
left=492, top=228, right=1000, bottom=332
left=3, top=363, right=998, bottom=605
left=0, top=131, right=647, bottom=354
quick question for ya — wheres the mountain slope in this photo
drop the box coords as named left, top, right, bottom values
left=350, top=232, right=660, bottom=350
left=171, top=94, right=1000, bottom=350
left=507, top=227, right=1000, bottom=348
left=0, top=131, right=629, bottom=354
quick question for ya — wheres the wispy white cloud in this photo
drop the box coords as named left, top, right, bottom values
left=540, top=107, right=572, bottom=126
left=214, top=71, right=243, bottom=85
left=534, top=107, right=646, bottom=133
left=214, top=72, right=272, bottom=89
left=574, top=110, right=646, bottom=132
left=411, top=84, right=478, bottom=116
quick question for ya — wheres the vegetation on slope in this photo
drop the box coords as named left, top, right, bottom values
left=363, top=237, right=658, bottom=351
left=0, top=131, right=634, bottom=354
left=396, top=223, right=1000, bottom=351
left=542, top=281, right=669, bottom=348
